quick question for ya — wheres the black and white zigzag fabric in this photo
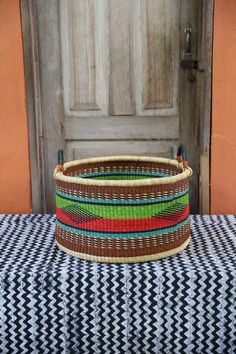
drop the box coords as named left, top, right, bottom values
left=0, top=214, right=235, bottom=354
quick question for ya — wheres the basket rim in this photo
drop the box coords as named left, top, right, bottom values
left=54, top=155, right=192, bottom=186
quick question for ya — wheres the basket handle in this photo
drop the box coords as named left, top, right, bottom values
left=57, top=149, right=64, bottom=171
left=177, top=144, right=189, bottom=168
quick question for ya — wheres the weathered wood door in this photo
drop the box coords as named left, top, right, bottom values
left=21, top=0, right=211, bottom=214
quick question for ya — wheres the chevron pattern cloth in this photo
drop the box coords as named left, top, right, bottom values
left=0, top=214, right=235, bottom=354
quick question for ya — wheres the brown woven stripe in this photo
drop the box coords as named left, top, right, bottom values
left=64, top=160, right=183, bottom=177
left=56, top=178, right=189, bottom=200
left=55, top=223, right=190, bottom=257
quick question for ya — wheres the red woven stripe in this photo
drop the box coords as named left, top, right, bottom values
left=56, top=206, right=189, bottom=232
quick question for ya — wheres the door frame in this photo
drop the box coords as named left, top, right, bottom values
left=197, top=0, right=214, bottom=214
left=20, top=0, right=214, bottom=214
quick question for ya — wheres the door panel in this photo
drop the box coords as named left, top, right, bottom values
left=109, top=0, right=135, bottom=115
left=67, top=141, right=178, bottom=161
left=61, top=0, right=108, bottom=116
left=138, top=0, right=179, bottom=113
left=65, top=116, right=179, bottom=140
left=23, top=0, right=203, bottom=213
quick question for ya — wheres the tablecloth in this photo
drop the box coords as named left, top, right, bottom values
left=0, top=214, right=235, bottom=354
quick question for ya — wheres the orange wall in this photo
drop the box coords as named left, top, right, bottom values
left=0, top=0, right=31, bottom=213
left=211, top=0, right=236, bottom=213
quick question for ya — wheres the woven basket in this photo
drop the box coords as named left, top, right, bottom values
left=54, top=146, right=192, bottom=263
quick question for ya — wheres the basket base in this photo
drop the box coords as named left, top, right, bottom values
left=56, top=237, right=190, bottom=263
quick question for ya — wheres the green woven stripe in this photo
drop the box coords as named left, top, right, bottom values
left=76, top=171, right=170, bottom=180
left=81, top=175, right=152, bottom=180
left=56, top=188, right=188, bottom=205
left=56, top=194, right=188, bottom=219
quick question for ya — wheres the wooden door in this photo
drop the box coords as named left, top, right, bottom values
left=21, top=0, right=213, bottom=214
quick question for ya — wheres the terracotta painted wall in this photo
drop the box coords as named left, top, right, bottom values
left=0, top=0, right=31, bottom=213
left=211, top=0, right=236, bottom=213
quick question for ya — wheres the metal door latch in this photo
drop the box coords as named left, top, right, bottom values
left=180, top=59, right=204, bottom=72
left=184, top=27, right=192, bottom=55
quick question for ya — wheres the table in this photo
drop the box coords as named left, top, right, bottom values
left=0, top=214, right=235, bottom=354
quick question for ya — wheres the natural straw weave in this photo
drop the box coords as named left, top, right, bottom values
left=54, top=153, right=192, bottom=263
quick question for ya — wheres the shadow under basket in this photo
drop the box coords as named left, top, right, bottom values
left=54, top=153, right=193, bottom=263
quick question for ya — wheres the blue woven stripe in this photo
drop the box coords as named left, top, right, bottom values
left=56, top=188, right=189, bottom=206
left=56, top=217, right=190, bottom=239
